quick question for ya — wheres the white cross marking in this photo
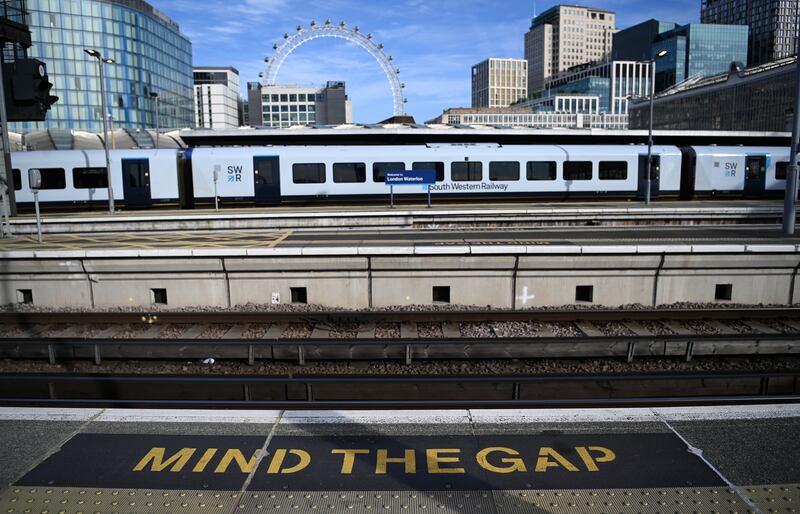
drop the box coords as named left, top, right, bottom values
left=517, top=286, right=536, bottom=305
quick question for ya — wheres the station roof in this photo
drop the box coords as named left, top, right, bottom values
left=179, top=124, right=793, bottom=147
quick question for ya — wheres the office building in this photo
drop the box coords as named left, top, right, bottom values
left=517, top=61, right=652, bottom=115
left=193, top=67, right=241, bottom=129
left=12, top=0, right=194, bottom=133
left=524, top=5, right=617, bottom=94
left=471, top=58, right=528, bottom=108
left=701, top=0, right=800, bottom=66
left=651, top=24, right=749, bottom=91
left=613, top=20, right=749, bottom=92
left=612, top=20, right=679, bottom=61
left=247, top=81, right=353, bottom=128
left=630, top=56, right=797, bottom=131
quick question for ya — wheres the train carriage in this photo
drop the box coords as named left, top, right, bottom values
left=6, top=143, right=796, bottom=210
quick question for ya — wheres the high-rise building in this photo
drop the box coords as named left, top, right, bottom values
left=524, top=5, right=617, bottom=95
left=652, top=24, right=749, bottom=91
left=613, top=20, right=749, bottom=92
left=701, top=0, right=800, bottom=66
left=612, top=20, right=679, bottom=61
left=247, top=81, right=353, bottom=128
left=471, top=58, right=528, bottom=108
left=193, top=67, right=241, bottom=129
left=12, top=0, right=194, bottom=133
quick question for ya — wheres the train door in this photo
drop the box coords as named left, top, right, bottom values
left=253, top=156, right=281, bottom=205
left=637, top=155, right=661, bottom=198
left=679, top=147, right=697, bottom=200
left=121, top=158, right=152, bottom=209
left=744, top=155, right=766, bottom=197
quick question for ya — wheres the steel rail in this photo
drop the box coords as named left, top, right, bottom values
left=0, top=370, right=797, bottom=409
left=1, top=307, right=800, bottom=325
left=0, top=332, right=798, bottom=365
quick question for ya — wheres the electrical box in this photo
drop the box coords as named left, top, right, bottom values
left=28, top=168, right=41, bottom=190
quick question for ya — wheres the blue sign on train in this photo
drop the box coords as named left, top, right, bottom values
left=385, top=170, right=437, bottom=186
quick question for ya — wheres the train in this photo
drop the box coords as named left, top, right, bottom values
left=7, top=143, right=796, bottom=210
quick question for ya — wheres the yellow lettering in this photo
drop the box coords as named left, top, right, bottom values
left=376, top=449, right=416, bottom=474
left=535, top=447, right=579, bottom=472
left=133, top=447, right=196, bottom=472
left=267, top=449, right=311, bottom=474
left=192, top=448, right=218, bottom=472
left=331, top=449, right=370, bottom=474
left=214, top=449, right=261, bottom=473
left=476, top=447, right=527, bottom=474
left=576, top=446, right=616, bottom=472
left=426, top=449, right=464, bottom=474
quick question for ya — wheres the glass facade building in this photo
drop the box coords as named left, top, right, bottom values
left=701, top=0, right=800, bottom=67
left=12, top=0, right=194, bottom=132
left=652, top=24, right=748, bottom=92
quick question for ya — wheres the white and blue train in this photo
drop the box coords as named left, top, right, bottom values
left=8, top=143, right=796, bottom=209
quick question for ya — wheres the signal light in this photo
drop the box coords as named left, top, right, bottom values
left=3, top=59, right=58, bottom=122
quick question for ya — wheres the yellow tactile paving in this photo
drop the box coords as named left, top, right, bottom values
left=0, top=231, right=290, bottom=250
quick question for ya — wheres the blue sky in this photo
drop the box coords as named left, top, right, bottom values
left=150, top=0, right=700, bottom=124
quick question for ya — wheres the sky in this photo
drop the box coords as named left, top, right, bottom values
left=150, top=0, right=700, bottom=124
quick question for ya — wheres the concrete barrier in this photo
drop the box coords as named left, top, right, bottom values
left=1, top=246, right=798, bottom=309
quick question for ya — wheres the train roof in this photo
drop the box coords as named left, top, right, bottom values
left=179, top=125, right=792, bottom=148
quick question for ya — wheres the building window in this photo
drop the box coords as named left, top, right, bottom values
left=73, top=167, right=108, bottom=189
left=412, top=162, right=445, bottom=182
left=451, top=162, right=482, bottom=182
left=599, top=161, right=628, bottom=180
left=289, top=94, right=297, bottom=102
left=564, top=162, right=593, bottom=181
left=373, top=162, right=405, bottom=183
left=489, top=161, right=520, bottom=181
left=271, top=94, right=279, bottom=102
left=298, top=94, right=306, bottom=102
left=527, top=162, right=557, bottom=181
left=292, top=163, right=326, bottom=184
left=280, top=94, right=288, bottom=102
left=333, top=163, right=366, bottom=183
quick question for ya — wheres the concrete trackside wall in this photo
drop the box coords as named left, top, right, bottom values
left=0, top=250, right=798, bottom=309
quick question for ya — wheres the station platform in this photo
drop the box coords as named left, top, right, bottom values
left=0, top=405, right=797, bottom=513
left=2, top=225, right=800, bottom=254
left=6, top=200, right=789, bottom=235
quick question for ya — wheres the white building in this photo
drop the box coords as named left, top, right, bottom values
left=471, top=58, right=528, bottom=108
left=247, top=82, right=353, bottom=128
left=524, top=5, right=617, bottom=94
left=193, top=67, right=241, bottom=129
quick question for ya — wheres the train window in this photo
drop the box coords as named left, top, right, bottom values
left=489, top=162, right=520, bottom=181
left=564, top=162, right=593, bottom=181
left=37, top=168, right=66, bottom=189
left=451, top=162, right=482, bottom=182
left=599, top=161, right=628, bottom=180
left=72, top=167, right=108, bottom=189
left=527, top=161, right=556, bottom=181
left=12, top=169, right=21, bottom=191
left=776, top=162, right=790, bottom=180
left=373, top=162, right=405, bottom=183
left=333, top=163, right=366, bottom=183
left=413, top=162, right=445, bottom=182
left=292, top=163, right=326, bottom=184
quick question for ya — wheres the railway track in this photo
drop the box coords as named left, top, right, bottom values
left=0, top=370, right=798, bottom=409
left=0, top=307, right=798, bottom=363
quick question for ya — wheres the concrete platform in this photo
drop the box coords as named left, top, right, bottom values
left=2, top=226, right=800, bottom=309
left=0, top=405, right=797, bottom=513
left=6, top=200, right=790, bottom=235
